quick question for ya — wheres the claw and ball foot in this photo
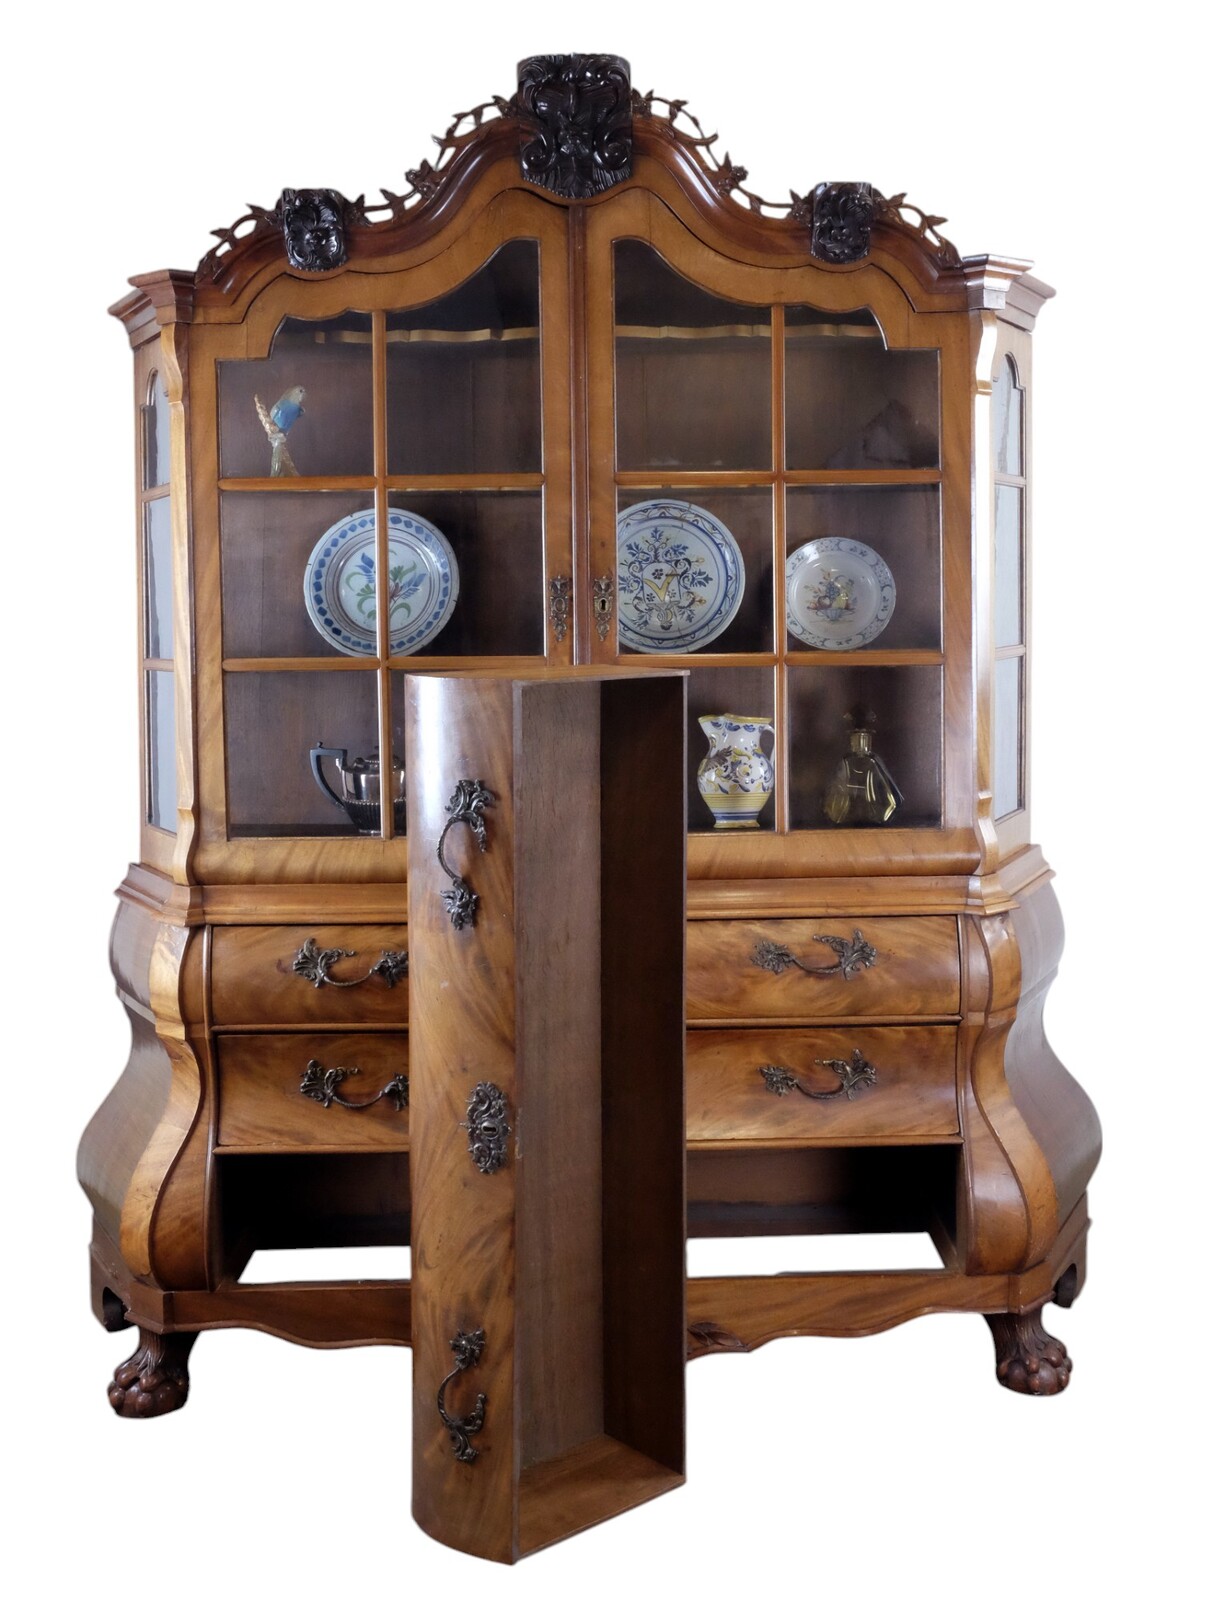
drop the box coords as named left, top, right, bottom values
left=108, top=1329, right=197, bottom=1418
left=985, top=1307, right=1072, bottom=1396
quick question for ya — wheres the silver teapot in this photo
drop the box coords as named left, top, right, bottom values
left=310, top=745, right=406, bottom=834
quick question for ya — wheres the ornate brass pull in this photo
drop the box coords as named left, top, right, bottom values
left=299, top=1060, right=409, bottom=1111
left=752, top=928, right=877, bottom=980
left=759, top=1049, right=878, bottom=1102
left=436, top=778, right=494, bottom=931
left=436, top=1328, right=487, bottom=1463
left=461, top=1083, right=510, bottom=1174
left=292, top=937, right=408, bottom=989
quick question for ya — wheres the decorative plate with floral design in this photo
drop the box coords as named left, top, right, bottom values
left=786, top=537, right=896, bottom=650
left=303, top=508, right=459, bottom=656
left=616, top=499, right=745, bottom=653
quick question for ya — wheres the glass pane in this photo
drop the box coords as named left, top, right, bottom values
left=144, top=495, right=174, bottom=658
left=386, top=490, right=543, bottom=656
left=788, top=665, right=941, bottom=829
left=786, top=486, right=940, bottom=651
left=146, top=669, right=177, bottom=832
left=387, top=241, right=541, bottom=475
left=785, top=306, right=939, bottom=470
left=993, top=655, right=1023, bottom=819
left=617, top=490, right=773, bottom=655
left=218, top=313, right=374, bottom=479
left=994, top=484, right=1023, bottom=649
left=225, top=670, right=380, bottom=837
left=687, top=667, right=776, bottom=834
left=221, top=491, right=378, bottom=658
left=143, top=369, right=170, bottom=489
left=992, top=355, right=1023, bottom=476
left=614, top=241, right=771, bottom=471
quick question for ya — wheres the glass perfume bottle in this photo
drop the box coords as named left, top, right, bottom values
left=823, top=719, right=903, bottom=826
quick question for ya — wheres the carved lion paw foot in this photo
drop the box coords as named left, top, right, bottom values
left=985, top=1308, right=1072, bottom=1396
left=108, top=1330, right=195, bottom=1418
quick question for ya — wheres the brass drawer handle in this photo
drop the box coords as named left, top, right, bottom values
left=437, top=1327, right=487, bottom=1463
left=752, top=928, right=877, bottom=981
left=759, top=1049, right=878, bottom=1102
left=437, top=778, right=495, bottom=931
left=299, top=1060, right=409, bottom=1112
left=292, top=937, right=408, bottom=989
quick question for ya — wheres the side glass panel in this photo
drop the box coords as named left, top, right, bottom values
left=994, top=483, right=1023, bottom=649
left=992, top=355, right=1023, bottom=475
left=146, top=669, right=177, bottom=831
left=614, top=241, right=771, bottom=470
left=225, top=670, right=379, bottom=837
left=785, top=306, right=939, bottom=469
left=144, top=495, right=174, bottom=658
left=387, top=241, right=541, bottom=475
left=143, top=370, right=170, bottom=489
left=993, top=655, right=1023, bottom=819
left=218, top=314, right=374, bottom=479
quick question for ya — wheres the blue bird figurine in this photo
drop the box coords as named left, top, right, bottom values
left=254, top=384, right=306, bottom=476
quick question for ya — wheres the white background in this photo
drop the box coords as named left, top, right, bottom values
left=3, top=3, right=1206, bottom=1593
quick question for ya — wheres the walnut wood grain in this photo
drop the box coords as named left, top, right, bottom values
left=687, top=916, right=960, bottom=1021
left=215, top=1033, right=410, bottom=1150
left=687, top=1025, right=958, bottom=1142
left=407, top=671, right=685, bottom=1563
left=211, top=924, right=409, bottom=1026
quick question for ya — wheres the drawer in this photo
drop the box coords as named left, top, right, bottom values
left=211, top=925, right=408, bottom=1026
left=686, top=1026, right=958, bottom=1142
left=216, top=1033, right=410, bottom=1151
left=687, top=917, right=959, bottom=1022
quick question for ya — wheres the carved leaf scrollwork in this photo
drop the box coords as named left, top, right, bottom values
left=517, top=54, right=633, bottom=199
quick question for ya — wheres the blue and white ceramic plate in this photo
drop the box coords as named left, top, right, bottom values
left=617, top=499, right=745, bottom=653
left=786, top=537, right=895, bottom=650
left=303, top=508, right=459, bottom=657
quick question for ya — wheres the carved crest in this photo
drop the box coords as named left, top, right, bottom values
left=517, top=53, right=632, bottom=199
left=807, top=182, right=876, bottom=265
left=281, top=188, right=357, bottom=272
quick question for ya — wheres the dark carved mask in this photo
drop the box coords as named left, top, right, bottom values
left=810, top=182, right=876, bottom=265
left=517, top=53, right=632, bottom=199
left=280, top=188, right=348, bottom=272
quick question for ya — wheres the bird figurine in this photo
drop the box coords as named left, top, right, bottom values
left=253, top=384, right=306, bottom=476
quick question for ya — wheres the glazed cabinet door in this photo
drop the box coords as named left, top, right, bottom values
left=191, top=192, right=572, bottom=882
left=583, top=186, right=978, bottom=877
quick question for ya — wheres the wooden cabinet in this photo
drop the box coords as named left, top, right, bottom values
left=79, top=48, right=1101, bottom=1551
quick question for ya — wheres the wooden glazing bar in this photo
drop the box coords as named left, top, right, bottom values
left=140, top=482, right=172, bottom=503
left=783, top=468, right=943, bottom=486
left=994, top=644, right=1027, bottom=659
left=384, top=473, right=545, bottom=492
left=784, top=649, right=945, bottom=668
left=222, top=657, right=381, bottom=672
left=144, top=658, right=174, bottom=672
left=218, top=476, right=378, bottom=493
left=771, top=304, right=789, bottom=834
left=614, top=651, right=779, bottom=670
left=615, top=470, right=776, bottom=489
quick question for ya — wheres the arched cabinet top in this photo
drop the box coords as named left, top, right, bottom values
left=110, top=54, right=1053, bottom=343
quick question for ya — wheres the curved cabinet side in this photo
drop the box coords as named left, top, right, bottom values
left=1004, top=879, right=1101, bottom=1229
left=77, top=884, right=208, bottom=1290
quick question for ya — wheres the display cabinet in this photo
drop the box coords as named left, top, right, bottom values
left=80, top=47, right=1100, bottom=1474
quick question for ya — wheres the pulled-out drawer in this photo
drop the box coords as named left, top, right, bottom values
left=686, top=1026, right=958, bottom=1143
left=687, top=918, right=959, bottom=1022
left=211, top=925, right=408, bottom=1026
left=216, top=1033, right=410, bottom=1151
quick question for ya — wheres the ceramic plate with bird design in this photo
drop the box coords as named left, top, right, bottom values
left=304, top=508, right=459, bottom=656
left=786, top=537, right=896, bottom=650
left=616, top=499, right=745, bottom=653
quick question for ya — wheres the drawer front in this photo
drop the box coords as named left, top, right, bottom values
left=211, top=925, right=408, bottom=1025
left=687, top=917, right=959, bottom=1022
left=217, top=1033, right=410, bottom=1150
left=686, top=1026, right=958, bottom=1142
